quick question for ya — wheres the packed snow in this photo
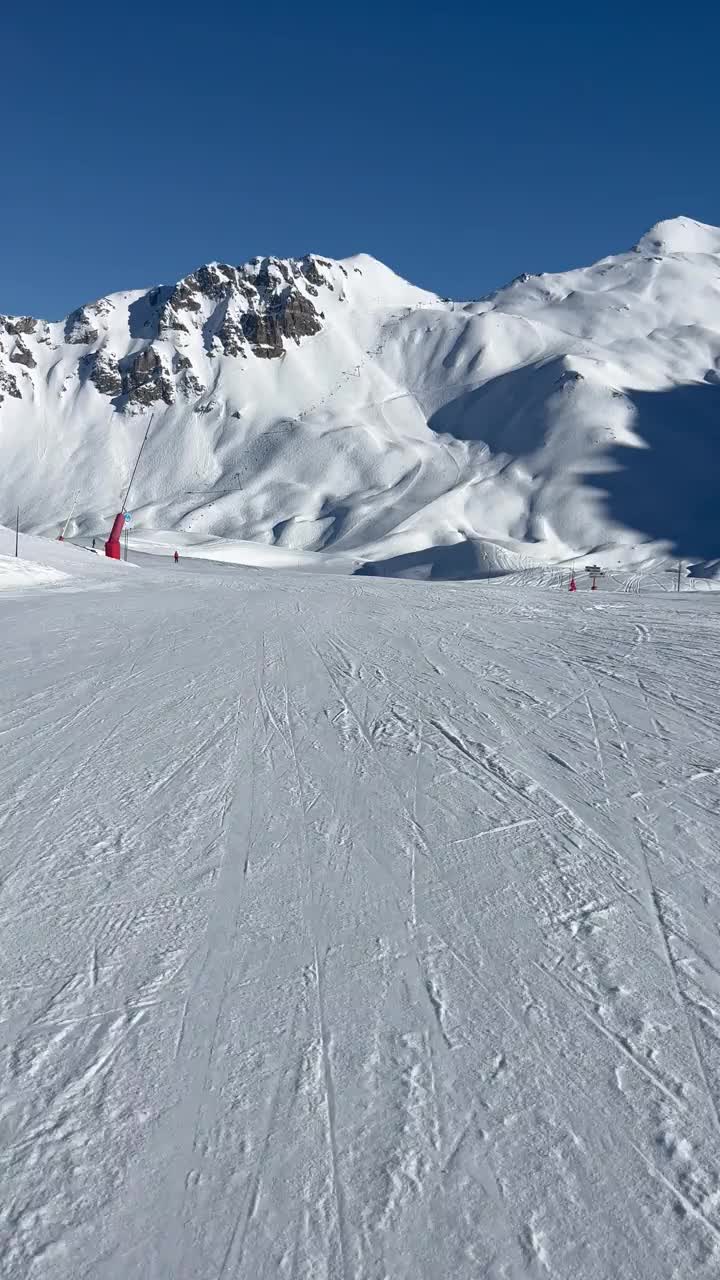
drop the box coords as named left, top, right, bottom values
left=2, top=546, right=720, bottom=1277
left=0, top=522, right=131, bottom=592
left=1, top=217, right=720, bottom=578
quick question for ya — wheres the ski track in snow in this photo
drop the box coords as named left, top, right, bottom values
left=1, top=566, right=720, bottom=1277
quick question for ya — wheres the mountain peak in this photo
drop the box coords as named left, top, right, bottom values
left=635, top=216, right=720, bottom=257
left=3, top=220, right=720, bottom=575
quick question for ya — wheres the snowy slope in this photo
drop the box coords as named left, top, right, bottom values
left=1, top=217, right=720, bottom=575
left=2, top=558, right=720, bottom=1276
left=0, top=522, right=131, bottom=591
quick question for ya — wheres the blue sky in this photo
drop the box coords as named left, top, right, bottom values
left=2, top=0, right=718, bottom=318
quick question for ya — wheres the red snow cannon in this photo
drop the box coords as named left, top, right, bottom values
left=105, top=511, right=125, bottom=560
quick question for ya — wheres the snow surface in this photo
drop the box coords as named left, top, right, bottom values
left=2, top=217, right=720, bottom=578
left=0, top=523, right=131, bottom=592
left=2, top=550, right=720, bottom=1277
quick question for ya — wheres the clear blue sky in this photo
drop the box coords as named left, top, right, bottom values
left=2, top=0, right=718, bottom=318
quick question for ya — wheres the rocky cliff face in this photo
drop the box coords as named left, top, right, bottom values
left=127, top=254, right=334, bottom=404
left=0, top=253, right=338, bottom=413
left=159, top=255, right=329, bottom=362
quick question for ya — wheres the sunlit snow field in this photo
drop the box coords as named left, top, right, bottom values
left=2, top=536, right=720, bottom=1278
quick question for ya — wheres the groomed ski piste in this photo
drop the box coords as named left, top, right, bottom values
left=2, top=528, right=720, bottom=1278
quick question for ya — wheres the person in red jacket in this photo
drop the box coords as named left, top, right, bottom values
left=174, top=550, right=179, bottom=564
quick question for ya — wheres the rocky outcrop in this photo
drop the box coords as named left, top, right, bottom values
left=64, top=307, right=99, bottom=345
left=122, top=345, right=174, bottom=406
left=217, top=309, right=247, bottom=358
left=4, top=316, right=36, bottom=336
left=0, top=252, right=336, bottom=417
left=280, top=289, right=323, bottom=342
left=154, top=254, right=328, bottom=363
left=164, top=280, right=202, bottom=314
left=300, top=257, right=327, bottom=288
left=241, top=287, right=322, bottom=357
left=9, top=339, right=36, bottom=368
left=158, top=304, right=189, bottom=335
left=240, top=310, right=284, bottom=359
left=85, top=351, right=122, bottom=396
left=0, top=364, right=22, bottom=402
left=168, top=351, right=205, bottom=397
left=181, top=370, right=205, bottom=398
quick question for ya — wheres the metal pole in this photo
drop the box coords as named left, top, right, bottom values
left=677, top=560, right=682, bottom=593
left=59, top=490, right=80, bottom=541
left=15, top=508, right=19, bottom=557
left=122, top=413, right=154, bottom=513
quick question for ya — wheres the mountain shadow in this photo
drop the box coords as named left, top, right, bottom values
left=586, top=381, right=720, bottom=560
left=128, top=286, right=173, bottom=339
left=427, top=360, right=565, bottom=451
left=356, top=541, right=505, bottom=581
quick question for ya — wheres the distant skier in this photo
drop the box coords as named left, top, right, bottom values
left=174, top=550, right=179, bottom=564
left=92, top=537, right=96, bottom=549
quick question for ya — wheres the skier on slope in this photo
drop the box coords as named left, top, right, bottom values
left=174, top=550, right=179, bottom=564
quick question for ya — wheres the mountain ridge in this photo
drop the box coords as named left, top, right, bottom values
left=1, top=217, right=719, bottom=577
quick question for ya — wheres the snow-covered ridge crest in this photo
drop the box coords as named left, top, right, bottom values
left=1, top=218, right=719, bottom=576
left=634, top=216, right=720, bottom=257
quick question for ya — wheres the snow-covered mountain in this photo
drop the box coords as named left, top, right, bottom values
left=2, top=216, right=719, bottom=576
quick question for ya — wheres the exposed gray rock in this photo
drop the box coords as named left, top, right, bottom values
left=166, top=281, right=201, bottom=313
left=152, top=253, right=333, bottom=360
left=241, top=311, right=284, bottom=359
left=64, top=307, right=99, bottom=344
left=10, top=340, right=36, bottom=369
left=122, top=345, right=174, bottom=406
left=85, top=350, right=122, bottom=396
left=255, top=258, right=291, bottom=292
left=217, top=310, right=247, bottom=357
left=300, top=257, right=327, bottom=288
left=190, top=265, right=232, bottom=301
left=158, top=304, right=189, bottom=335
left=281, top=290, right=323, bottom=343
left=91, top=297, right=115, bottom=320
left=180, top=370, right=205, bottom=398
left=216, top=264, right=241, bottom=285
left=241, top=279, right=322, bottom=358
left=4, top=316, right=36, bottom=336
left=0, top=364, right=22, bottom=401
